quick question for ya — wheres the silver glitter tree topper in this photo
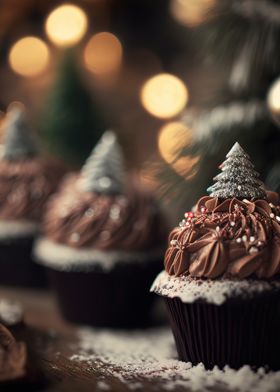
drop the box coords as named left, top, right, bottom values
left=79, top=130, right=125, bottom=194
left=1, top=104, right=37, bottom=161
left=207, top=142, right=266, bottom=199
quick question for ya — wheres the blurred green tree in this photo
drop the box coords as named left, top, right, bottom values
left=40, top=50, right=106, bottom=166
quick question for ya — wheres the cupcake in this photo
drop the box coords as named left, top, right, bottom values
left=35, top=131, right=167, bottom=327
left=0, top=104, right=65, bottom=287
left=151, top=142, right=280, bottom=370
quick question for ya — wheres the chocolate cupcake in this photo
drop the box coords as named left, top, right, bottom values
left=0, top=104, right=65, bottom=287
left=151, top=142, right=280, bottom=370
left=35, top=131, right=167, bottom=327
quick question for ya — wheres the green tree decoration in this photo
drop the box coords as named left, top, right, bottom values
left=40, top=50, right=106, bottom=166
left=2, top=104, right=37, bottom=161
left=79, top=131, right=125, bottom=194
left=207, top=142, right=266, bottom=200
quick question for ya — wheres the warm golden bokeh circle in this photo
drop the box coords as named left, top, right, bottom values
left=84, top=32, right=123, bottom=75
left=158, top=121, right=200, bottom=178
left=170, top=0, right=216, bottom=27
left=9, top=37, right=50, bottom=77
left=141, top=74, right=188, bottom=119
left=268, top=78, right=280, bottom=113
left=45, top=4, right=88, bottom=47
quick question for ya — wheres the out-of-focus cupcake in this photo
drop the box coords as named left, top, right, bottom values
left=151, top=142, right=280, bottom=370
left=35, top=131, right=168, bottom=327
left=0, top=104, right=65, bottom=287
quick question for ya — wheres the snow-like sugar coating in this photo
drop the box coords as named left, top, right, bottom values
left=151, top=270, right=280, bottom=305
left=70, top=326, right=280, bottom=392
left=34, top=238, right=163, bottom=272
left=0, top=220, right=38, bottom=240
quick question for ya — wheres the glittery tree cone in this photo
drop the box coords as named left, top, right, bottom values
left=151, top=142, right=280, bottom=369
left=35, top=131, right=168, bottom=327
left=0, top=104, right=65, bottom=288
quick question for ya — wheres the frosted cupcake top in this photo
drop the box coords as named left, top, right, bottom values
left=164, top=143, right=280, bottom=280
left=0, top=104, right=64, bottom=223
left=42, top=131, right=167, bottom=252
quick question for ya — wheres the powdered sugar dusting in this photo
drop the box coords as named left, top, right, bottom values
left=70, top=327, right=280, bottom=391
left=34, top=238, right=163, bottom=272
left=0, top=219, right=37, bottom=240
left=0, top=299, right=23, bottom=325
left=151, top=271, right=280, bottom=305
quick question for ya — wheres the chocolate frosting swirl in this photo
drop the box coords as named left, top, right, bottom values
left=0, top=159, right=65, bottom=222
left=43, top=174, right=167, bottom=251
left=0, top=324, right=26, bottom=382
left=165, top=191, right=280, bottom=279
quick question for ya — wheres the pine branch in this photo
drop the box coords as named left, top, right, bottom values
left=194, top=0, right=280, bottom=94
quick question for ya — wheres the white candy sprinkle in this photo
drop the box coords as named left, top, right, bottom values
left=249, top=236, right=255, bottom=243
left=242, top=235, right=247, bottom=242
left=237, top=185, right=242, bottom=191
left=230, top=221, right=235, bottom=227
left=85, top=208, right=95, bottom=218
left=110, top=205, right=121, bottom=220
left=216, top=226, right=220, bottom=232
left=270, top=213, right=275, bottom=218
left=249, top=246, right=258, bottom=254
left=276, top=216, right=280, bottom=222
left=98, top=176, right=112, bottom=189
left=170, top=240, right=177, bottom=246
left=70, top=232, right=80, bottom=243
left=269, top=203, right=274, bottom=208
left=236, top=238, right=242, bottom=243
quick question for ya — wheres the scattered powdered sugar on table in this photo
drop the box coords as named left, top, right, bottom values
left=0, top=299, right=23, bottom=326
left=70, top=327, right=280, bottom=391
left=151, top=270, right=280, bottom=305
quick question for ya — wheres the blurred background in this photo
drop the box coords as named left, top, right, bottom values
left=1, top=0, right=280, bottom=219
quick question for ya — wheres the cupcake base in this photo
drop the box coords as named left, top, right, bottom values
left=0, top=237, right=47, bottom=288
left=46, top=259, right=161, bottom=328
left=164, top=293, right=280, bottom=370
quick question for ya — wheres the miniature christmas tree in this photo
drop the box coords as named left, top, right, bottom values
left=40, top=50, right=106, bottom=166
left=2, top=104, right=37, bottom=161
left=207, top=142, right=266, bottom=199
left=79, top=131, right=125, bottom=194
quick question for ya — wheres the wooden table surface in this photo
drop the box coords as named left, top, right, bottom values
left=0, top=287, right=188, bottom=392
left=0, top=287, right=270, bottom=392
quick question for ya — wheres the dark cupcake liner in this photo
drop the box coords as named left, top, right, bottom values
left=46, top=259, right=162, bottom=328
left=164, top=292, right=280, bottom=370
left=0, top=237, right=47, bottom=288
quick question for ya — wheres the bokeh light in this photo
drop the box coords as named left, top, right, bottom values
left=45, top=4, right=88, bottom=47
left=170, top=0, right=216, bottom=27
left=84, top=32, right=122, bottom=75
left=141, top=74, right=188, bottom=119
left=158, top=121, right=200, bottom=178
left=9, top=37, right=50, bottom=77
left=268, top=78, right=280, bottom=114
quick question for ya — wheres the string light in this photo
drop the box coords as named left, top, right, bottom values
left=170, top=0, right=216, bottom=27
left=158, top=121, right=200, bottom=178
left=45, top=4, right=88, bottom=47
left=9, top=37, right=50, bottom=77
left=84, top=32, right=122, bottom=75
left=141, top=73, right=188, bottom=119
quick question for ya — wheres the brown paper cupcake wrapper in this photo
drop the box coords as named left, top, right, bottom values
left=47, top=259, right=162, bottom=328
left=164, top=293, right=280, bottom=370
left=0, top=238, right=47, bottom=288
